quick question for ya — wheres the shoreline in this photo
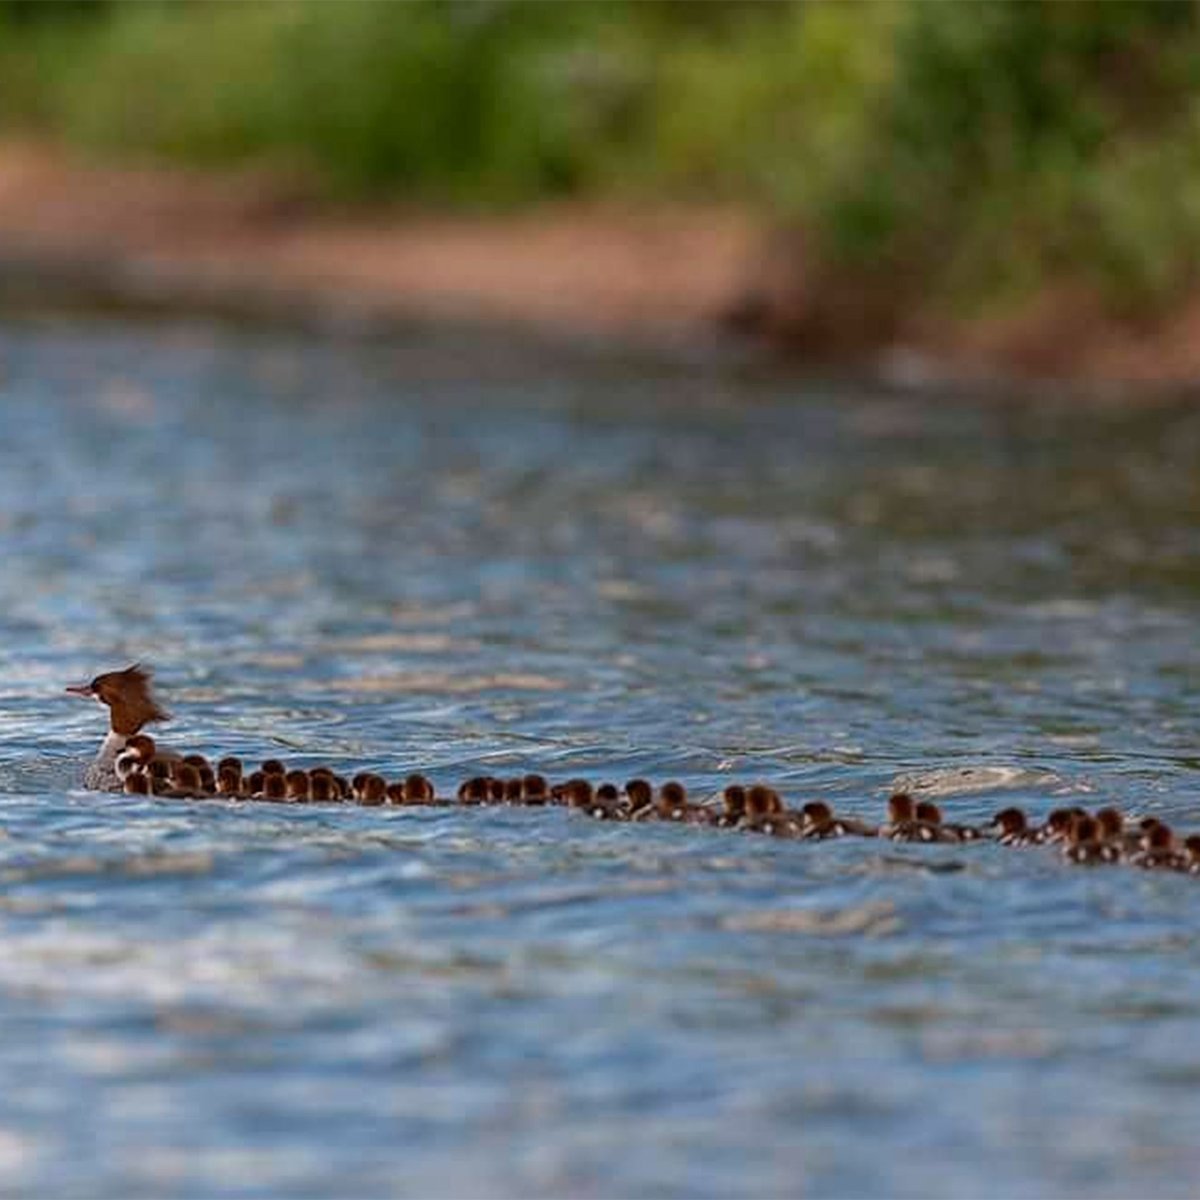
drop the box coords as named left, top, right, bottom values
left=3, top=143, right=1199, bottom=394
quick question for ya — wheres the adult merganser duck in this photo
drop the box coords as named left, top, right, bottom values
left=66, top=663, right=173, bottom=791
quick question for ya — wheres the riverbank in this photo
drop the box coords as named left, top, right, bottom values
left=3, top=143, right=1200, bottom=391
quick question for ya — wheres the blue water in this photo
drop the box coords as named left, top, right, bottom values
left=1, top=317, right=1199, bottom=1197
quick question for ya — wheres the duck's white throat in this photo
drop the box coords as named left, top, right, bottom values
left=84, top=730, right=128, bottom=791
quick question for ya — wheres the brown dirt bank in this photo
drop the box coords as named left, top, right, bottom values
left=1, top=143, right=1198, bottom=390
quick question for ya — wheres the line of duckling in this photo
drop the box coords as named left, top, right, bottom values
left=113, top=734, right=1200, bottom=876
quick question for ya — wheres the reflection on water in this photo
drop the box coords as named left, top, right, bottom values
left=1, top=318, right=1200, bottom=1197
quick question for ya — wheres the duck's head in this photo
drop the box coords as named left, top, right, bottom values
left=285, top=769, right=310, bottom=800
left=658, top=781, right=687, bottom=812
left=801, top=800, right=833, bottom=825
left=744, top=785, right=774, bottom=819
left=915, top=800, right=942, bottom=825
left=405, top=773, right=434, bottom=803
left=887, top=792, right=916, bottom=823
left=989, top=806, right=1027, bottom=836
left=310, top=773, right=337, bottom=803
left=1095, top=807, right=1124, bottom=840
left=66, top=663, right=170, bottom=736
left=625, top=778, right=654, bottom=811
left=721, top=785, right=746, bottom=819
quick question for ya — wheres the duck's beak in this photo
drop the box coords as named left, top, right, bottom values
left=65, top=682, right=94, bottom=698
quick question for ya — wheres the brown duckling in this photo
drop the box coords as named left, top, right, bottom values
left=1131, top=821, right=1183, bottom=871
left=1043, top=807, right=1087, bottom=844
left=587, top=782, right=624, bottom=820
left=261, top=759, right=286, bottom=778
left=245, top=769, right=265, bottom=798
left=216, top=764, right=244, bottom=798
left=457, top=776, right=489, bottom=806
left=881, top=792, right=936, bottom=842
left=1064, top=814, right=1120, bottom=865
left=357, top=774, right=387, bottom=807
left=798, top=800, right=867, bottom=840
left=166, top=761, right=203, bottom=800
left=739, top=784, right=797, bottom=837
left=384, top=781, right=406, bottom=805
left=123, top=771, right=151, bottom=796
left=623, top=778, right=655, bottom=819
left=565, top=780, right=596, bottom=812
left=1183, top=834, right=1200, bottom=875
left=552, top=778, right=590, bottom=806
left=988, top=807, right=1039, bottom=847
left=503, top=777, right=524, bottom=803
left=715, top=784, right=747, bottom=828
left=404, top=773, right=436, bottom=804
left=261, top=772, right=288, bottom=803
left=285, top=770, right=310, bottom=803
left=523, top=773, right=549, bottom=805
left=915, top=799, right=981, bottom=843
left=310, top=773, right=339, bottom=804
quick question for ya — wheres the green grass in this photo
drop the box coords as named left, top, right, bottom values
left=3, top=0, right=1200, bottom=317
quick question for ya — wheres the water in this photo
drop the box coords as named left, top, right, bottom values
left=1, top=317, right=1199, bottom=1197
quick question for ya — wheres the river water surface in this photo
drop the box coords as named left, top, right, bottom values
left=1, top=319, right=1199, bottom=1197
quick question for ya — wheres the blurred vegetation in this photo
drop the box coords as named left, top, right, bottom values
left=3, top=0, right=1200, bottom=315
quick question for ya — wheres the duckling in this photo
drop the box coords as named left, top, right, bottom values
left=123, top=771, right=151, bottom=796
left=587, top=782, right=624, bottom=820
left=216, top=764, right=244, bottom=798
left=1064, top=815, right=1120, bottom=865
left=487, top=777, right=506, bottom=804
left=285, top=769, right=311, bottom=803
left=552, top=778, right=590, bottom=806
left=333, top=774, right=352, bottom=801
left=739, top=784, right=797, bottom=837
left=797, top=800, right=866, bottom=840
left=653, top=780, right=693, bottom=822
left=565, top=780, right=596, bottom=812
left=623, top=778, right=655, bottom=819
left=215, top=757, right=243, bottom=795
left=245, top=769, right=265, bottom=798
left=1094, top=807, right=1138, bottom=857
left=503, top=777, right=524, bottom=804
left=261, top=759, right=286, bottom=778
left=404, top=773, right=435, bottom=804
left=357, top=774, right=387, bottom=807
left=385, top=782, right=406, bottom=805
left=166, top=762, right=203, bottom=800
left=114, top=748, right=144, bottom=783
left=457, top=776, right=489, bottom=806
left=260, top=772, right=288, bottom=803
left=1131, top=821, right=1184, bottom=871
left=198, top=765, right=216, bottom=795
left=1043, top=807, right=1086, bottom=844
left=715, top=784, right=746, bottom=828
left=523, top=774, right=549, bottom=805
left=310, top=773, right=339, bottom=804
left=915, top=799, right=982, bottom=843
left=350, top=773, right=370, bottom=802
left=881, top=792, right=936, bottom=842
left=1183, top=834, right=1200, bottom=876
left=309, top=766, right=343, bottom=803
left=125, top=733, right=159, bottom=764
left=987, top=807, right=1038, bottom=847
